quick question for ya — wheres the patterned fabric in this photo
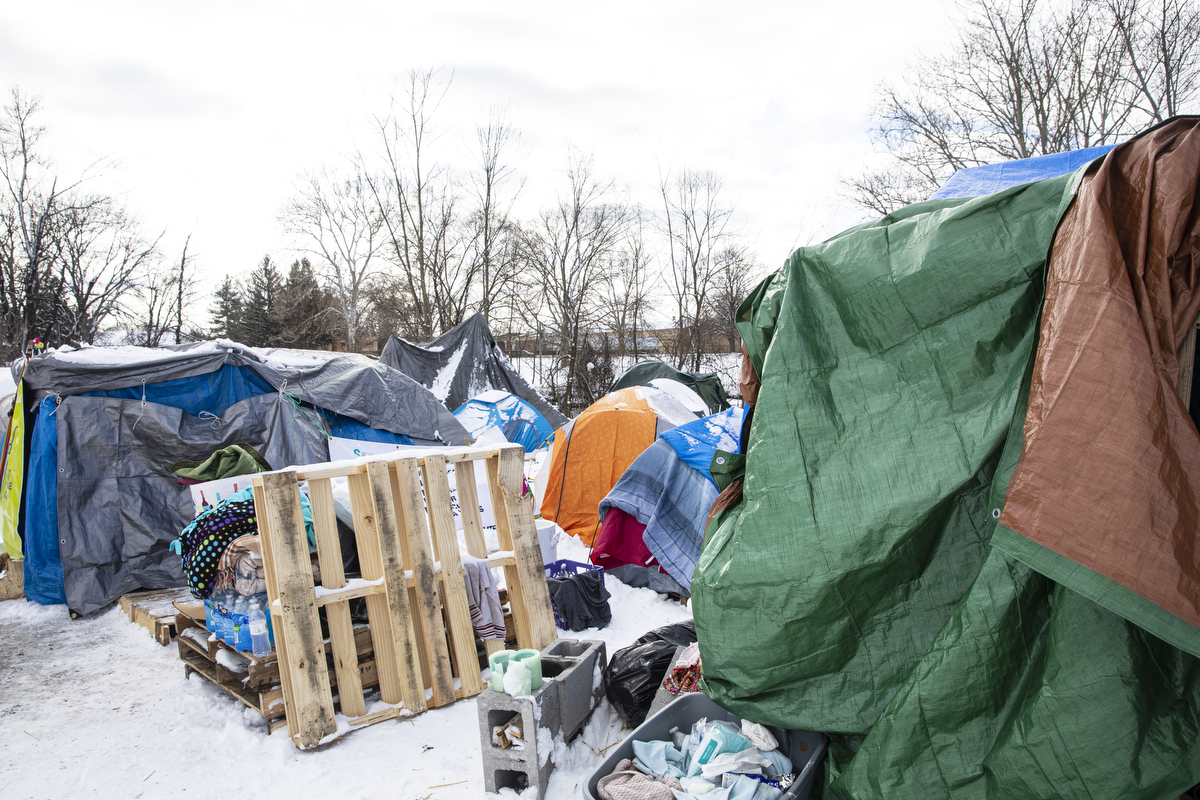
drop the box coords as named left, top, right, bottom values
left=178, top=498, right=259, bottom=599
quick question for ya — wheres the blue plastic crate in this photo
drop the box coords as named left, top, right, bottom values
left=544, top=560, right=605, bottom=630
left=544, top=559, right=604, bottom=583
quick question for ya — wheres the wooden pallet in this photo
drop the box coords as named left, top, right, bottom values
left=118, top=587, right=196, bottom=645
left=251, top=443, right=557, bottom=749
left=0, top=554, right=23, bottom=601
left=176, top=612, right=378, bottom=733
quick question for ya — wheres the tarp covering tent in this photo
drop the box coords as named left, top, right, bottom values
left=15, top=340, right=469, bottom=617
left=452, top=389, right=555, bottom=453
left=694, top=118, right=1200, bottom=799
left=378, top=313, right=568, bottom=429
left=609, top=360, right=730, bottom=414
left=597, top=407, right=743, bottom=593
left=540, top=385, right=697, bottom=546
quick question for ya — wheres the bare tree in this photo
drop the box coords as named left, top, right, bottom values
left=283, top=168, right=387, bottom=352
left=518, top=153, right=630, bottom=414
left=845, top=0, right=1200, bottom=215
left=1110, top=0, right=1200, bottom=119
left=658, top=169, right=747, bottom=373
left=0, top=88, right=103, bottom=357
left=367, top=68, right=470, bottom=341
left=54, top=199, right=159, bottom=345
left=602, top=211, right=655, bottom=364
left=131, top=259, right=178, bottom=348
left=467, top=109, right=523, bottom=324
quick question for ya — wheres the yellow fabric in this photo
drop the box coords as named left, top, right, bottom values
left=539, top=389, right=657, bottom=546
left=0, top=387, right=25, bottom=557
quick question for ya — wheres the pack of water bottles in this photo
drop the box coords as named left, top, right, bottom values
left=204, top=590, right=275, bottom=658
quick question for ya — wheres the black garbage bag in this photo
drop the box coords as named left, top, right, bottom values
left=603, top=620, right=697, bottom=726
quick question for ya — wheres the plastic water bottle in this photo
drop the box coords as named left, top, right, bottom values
left=204, top=597, right=214, bottom=632
left=249, top=600, right=271, bottom=657
left=235, top=597, right=252, bottom=652
left=222, top=591, right=237, bottom=646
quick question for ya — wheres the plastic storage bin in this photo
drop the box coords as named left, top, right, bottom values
left=584, top=692, right=827, bottom=800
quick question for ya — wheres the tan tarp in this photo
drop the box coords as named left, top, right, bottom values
left=1000, top=118, right=1200, bottom=632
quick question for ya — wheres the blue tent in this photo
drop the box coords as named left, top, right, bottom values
left=453, top=390, right=555, bottom=453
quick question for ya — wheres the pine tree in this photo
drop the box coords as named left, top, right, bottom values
left=241, top=256, right=284, bottom=346
left=210, top=275, right=245, bottom=341
left=276, top=258, right=336, bottom=349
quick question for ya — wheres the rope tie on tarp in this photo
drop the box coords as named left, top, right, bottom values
left=276, top=379, right=332, bottom=463
left=197, top=411, right=222, bottom=430
left=131, top=380, right=147, bottom=431
left=47, top=390, right=62, bottom=418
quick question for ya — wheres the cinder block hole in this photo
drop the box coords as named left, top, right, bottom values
left=493, top=769, right=529, bottom=791
left=488, top=710, right=523, bottom=749
left=545, top=640, right=590, bottom=658
left=542, top=658, right=570, bottom=679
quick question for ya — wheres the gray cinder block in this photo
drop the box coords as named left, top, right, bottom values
left=540, top=638, right=606, bottom=743
left=477, top=676, right=561, bottom=799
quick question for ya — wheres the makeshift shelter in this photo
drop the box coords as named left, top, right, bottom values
left=539, top=385, right=697, bottom=546
left=596, top=406, right=743, bottom=594
left=694, top=118, right=1200, bottom=799
left=609, top=360, right=730, bottom=414
left=378, top=313, right=567, bottom=429
left=452, top=389, right=555, bottom=453
left=13, top=341, right=469, bottom=617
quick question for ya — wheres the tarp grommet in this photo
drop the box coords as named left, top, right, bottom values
left=992, top=508, right=1001, bottom=519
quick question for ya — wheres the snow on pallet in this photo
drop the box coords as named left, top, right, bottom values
left=118, top=586, right=196, bottom=645
left=251, top=443, right=557, bottom=749
left=175, top=611, right=377, bottom=734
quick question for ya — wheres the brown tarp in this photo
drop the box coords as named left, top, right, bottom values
left=999, top=118, right=1200, bottom=634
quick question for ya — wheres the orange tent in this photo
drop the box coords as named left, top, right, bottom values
left=540, top=386, right=698, bottom=545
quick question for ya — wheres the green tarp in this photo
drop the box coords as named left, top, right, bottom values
left=609, top=360, right=730, bottom=414
left=693, top=162, right=1200, bottom=798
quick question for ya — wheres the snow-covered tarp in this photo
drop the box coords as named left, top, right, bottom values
left=379, top=314, right=568, bottom=429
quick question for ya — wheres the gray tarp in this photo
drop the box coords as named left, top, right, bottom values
left=379, top=313, right=568, bottom=428
left=16, top=340, right=470, bottom=616
left=58, top=393, right=329, bottom=616
left=19, top=340, right=466, bottom=442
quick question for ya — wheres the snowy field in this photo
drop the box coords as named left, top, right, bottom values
left=0, top=534, right=692, bottom=799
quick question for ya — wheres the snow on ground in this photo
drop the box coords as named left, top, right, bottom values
left=0, top=534, right=691, bottom=799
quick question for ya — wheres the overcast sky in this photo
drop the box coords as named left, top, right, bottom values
left=1, top=1, right=958, bottom=324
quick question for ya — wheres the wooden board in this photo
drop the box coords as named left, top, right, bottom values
left=258, top=471, right=337, bottom=748
left=420, top=454, right=485, bottom=697
left=307, top=476, right=365, bottom=718
left=119, top=587, right=196, bottom=645
left=392, top=458, right=456, bottom=707
left=487, top=448, right=557, bottom=650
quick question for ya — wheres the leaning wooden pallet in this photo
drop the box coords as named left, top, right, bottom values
left=251, top=443, right=557, bottom=749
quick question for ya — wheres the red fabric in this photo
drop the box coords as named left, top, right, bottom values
left=590, top=507, right=657, bottom=570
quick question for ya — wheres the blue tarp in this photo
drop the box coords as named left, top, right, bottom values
left=453, top=391, right=555, bottom=453
left=84, top=364, right=274, bottom=416
left=23, top=397, right=63, bottom=604
left=930, top=144, right=1117, bottom=199
left=658, top=406, right=744, bottom=487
